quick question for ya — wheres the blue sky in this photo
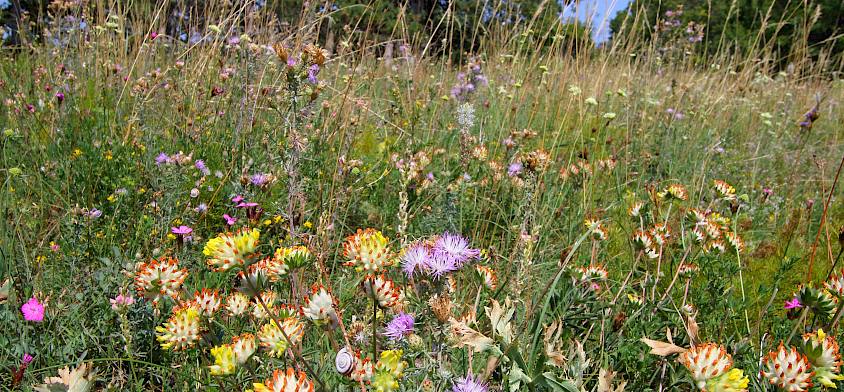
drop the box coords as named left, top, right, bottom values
left=560, top=0, right=632, bottom=43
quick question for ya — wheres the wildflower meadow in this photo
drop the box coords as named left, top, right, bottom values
left=1, top=1, right=844, bottom=391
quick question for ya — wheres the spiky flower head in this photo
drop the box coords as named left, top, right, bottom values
left=761, top=343, right=814, bottom=392
left=475, top=265, right=498, bottom=290
left=824, top=270, right=844, bottom=297
left=134, top=257, right=188, bottom=305
left=401, top=241, right=432, bottom=277
left=252, top=368, right=314, bottom=392
left=193, top=288, right=221, bottom=317
left=628, top=201, right=645, bottom=217
left=226, top=292, right=249, bottom=316
left=303, top=285, right=338, bottom=325
left=231, top=333, right=257, bottom=365
left=576, top=264, right=608, bottom=282
left=452, top=374, right=488, bottom=392
left=351, top=354, right=374, bottom=383
left=584, top=219, right=608, bottom=241
left=252, top=291, right=277, bottom=320
left=679, top=263, right=700, bottom=278
left=632, top=229, right=654, bottom=251
left=713, top=180, right=737, bottom=200
left=429, top=293, right=454, bottom=323
left=344, top=229, right=393, bottom=273
left=797, top=286, right=837, bottom=320
left=687, top=208, right=709, bottom=224
left=659, top=183, right=688, bottom=201
left=384, top=312, right=415, bottom=341
left=258, top=318, right=304, bottom=357
left=724, top=232, right=744, bottom=254
left=432, top=232, right=480, bottom=268
left=801, top=329, right=844, bottom=387
left=364, top=274, right=401, bottom=308
left=704, top=368, right=749, bottom=392
left=156, top=304, right=201, bottom=350
left=705, top=240, right=725, bottom=254
left=372, top=350, right=406, bottom=392
left=209, top=344, right=237, bottom=376
left=274, top=245, right=311, bottom=269
left=678, top=343, right=733, bottom=389
left=203, top=228, right=261, bottom=271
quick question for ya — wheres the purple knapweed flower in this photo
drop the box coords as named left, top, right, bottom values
left=384, top=312, right=415, bottom=341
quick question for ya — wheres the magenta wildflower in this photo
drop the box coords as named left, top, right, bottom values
left=307, top=64, right=320, bottom=84
left=785, top=297, right=802, bottom=310
left=55, top=92, right=65, bottom=103
left=110, top=293, right=136, bottom=311
left=452, top=374, right=488, bottom=392
left=401, top=242, right=432, bottom=277
left=21, top=297, right=45, bottom=322
left=155, top=152, right=170, bottom=165
left=384, top=312, right=415, bottom=341
left=171, top=225, right=193, bottom=235
left=507, top=162, right=523, bottom=177
left=231, top=195, right=244, bottom=204
left=223, top=214, right=237, bottom=226
left=22, top=353, right=34, bottom=365
left=433, top=232, right=480, bottom=267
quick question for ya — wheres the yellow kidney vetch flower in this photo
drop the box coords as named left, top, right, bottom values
left=209, top=345, right=237, bottom=376
left=372, top=349, right=406, bottom=392
left=203, top=228, right=260, bottom=271
left=705, top=368, right=749, bottom=392
left=156, top=305, right=201, bottom=350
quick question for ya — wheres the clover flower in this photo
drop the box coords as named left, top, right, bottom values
left=475, top=265, right=498, bottom=290
left=193, top=288, right=221, bottom=317
left=252, top=368, right=314, bottom=392
left=364, top=274, right=401, bottom=308
left=801, top=329, right=844, bottom=387
left=258, top=318, right=305, bottom=357
left=343, top=228, right=393, bottom=273
left=134, top=257, right=188, bottom=305
left=156, top=304, right=201, bottom=350
left=231, top=333, right=257, bottom=364
left=761, top=343, right=814, bottom=392
left=226, top=292, right=250, bottom=316
left=303, top=285, right=337, bottom=325
left=203, top=228, right=261, bottom=271
left=679, top=343, right=734, bottom=389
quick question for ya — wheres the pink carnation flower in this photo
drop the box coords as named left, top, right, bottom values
left=21, top=297, right=45, bottom=322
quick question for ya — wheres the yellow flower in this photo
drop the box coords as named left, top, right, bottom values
left=343, top=229, right=393, bottom=273
left=377, top=350, right=406, bottom=378
left=156, top=305, right=201, bottom=350
left=209, top=345, right=237, bottom=375
left=303, top=221, right=313, bottom=229
left=71, top=148, right=82, bottom=159
left=705, top=368, right=749, bottom=392
left=203, top=228, right=261, bottom=271
left=258, top=318, right=304, bottom=357
left=107, top=195, right=116, bottom=203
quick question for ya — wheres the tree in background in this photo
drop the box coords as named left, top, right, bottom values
left=610, top=0, right=844, bottom=67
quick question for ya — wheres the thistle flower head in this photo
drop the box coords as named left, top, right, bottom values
left=203, top=228, right=261, bottom=271
left=343, top=229, right=393, bottom=273
left=432, top=232, right=480, bottom=268
left=252, top=368, right=314, bottom=392
left=258, top=318, right=304, bottom=357
left=384, top=312, right=415, bottom=341
left=678, top=343, right=733, bottom=389
left=156, top=304, right=202, bottom=350
left=401, top=241, right=432, bottom=277
left=452, top=374, right=488, bottom=392
left=134, top=257, right=188, bottom=305
left=761, top=343, right=814, bottom=392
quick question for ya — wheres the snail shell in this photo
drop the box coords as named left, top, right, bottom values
left=335, top=347, right=355, bottom=375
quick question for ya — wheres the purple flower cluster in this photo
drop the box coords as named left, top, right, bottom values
left=450, top=58, right=487, bottom=102
left=401, top=232, right=480, bottom=279
left=384, top=312, right=415, bottom=341
left=452, top=374, right=488, bottom=392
